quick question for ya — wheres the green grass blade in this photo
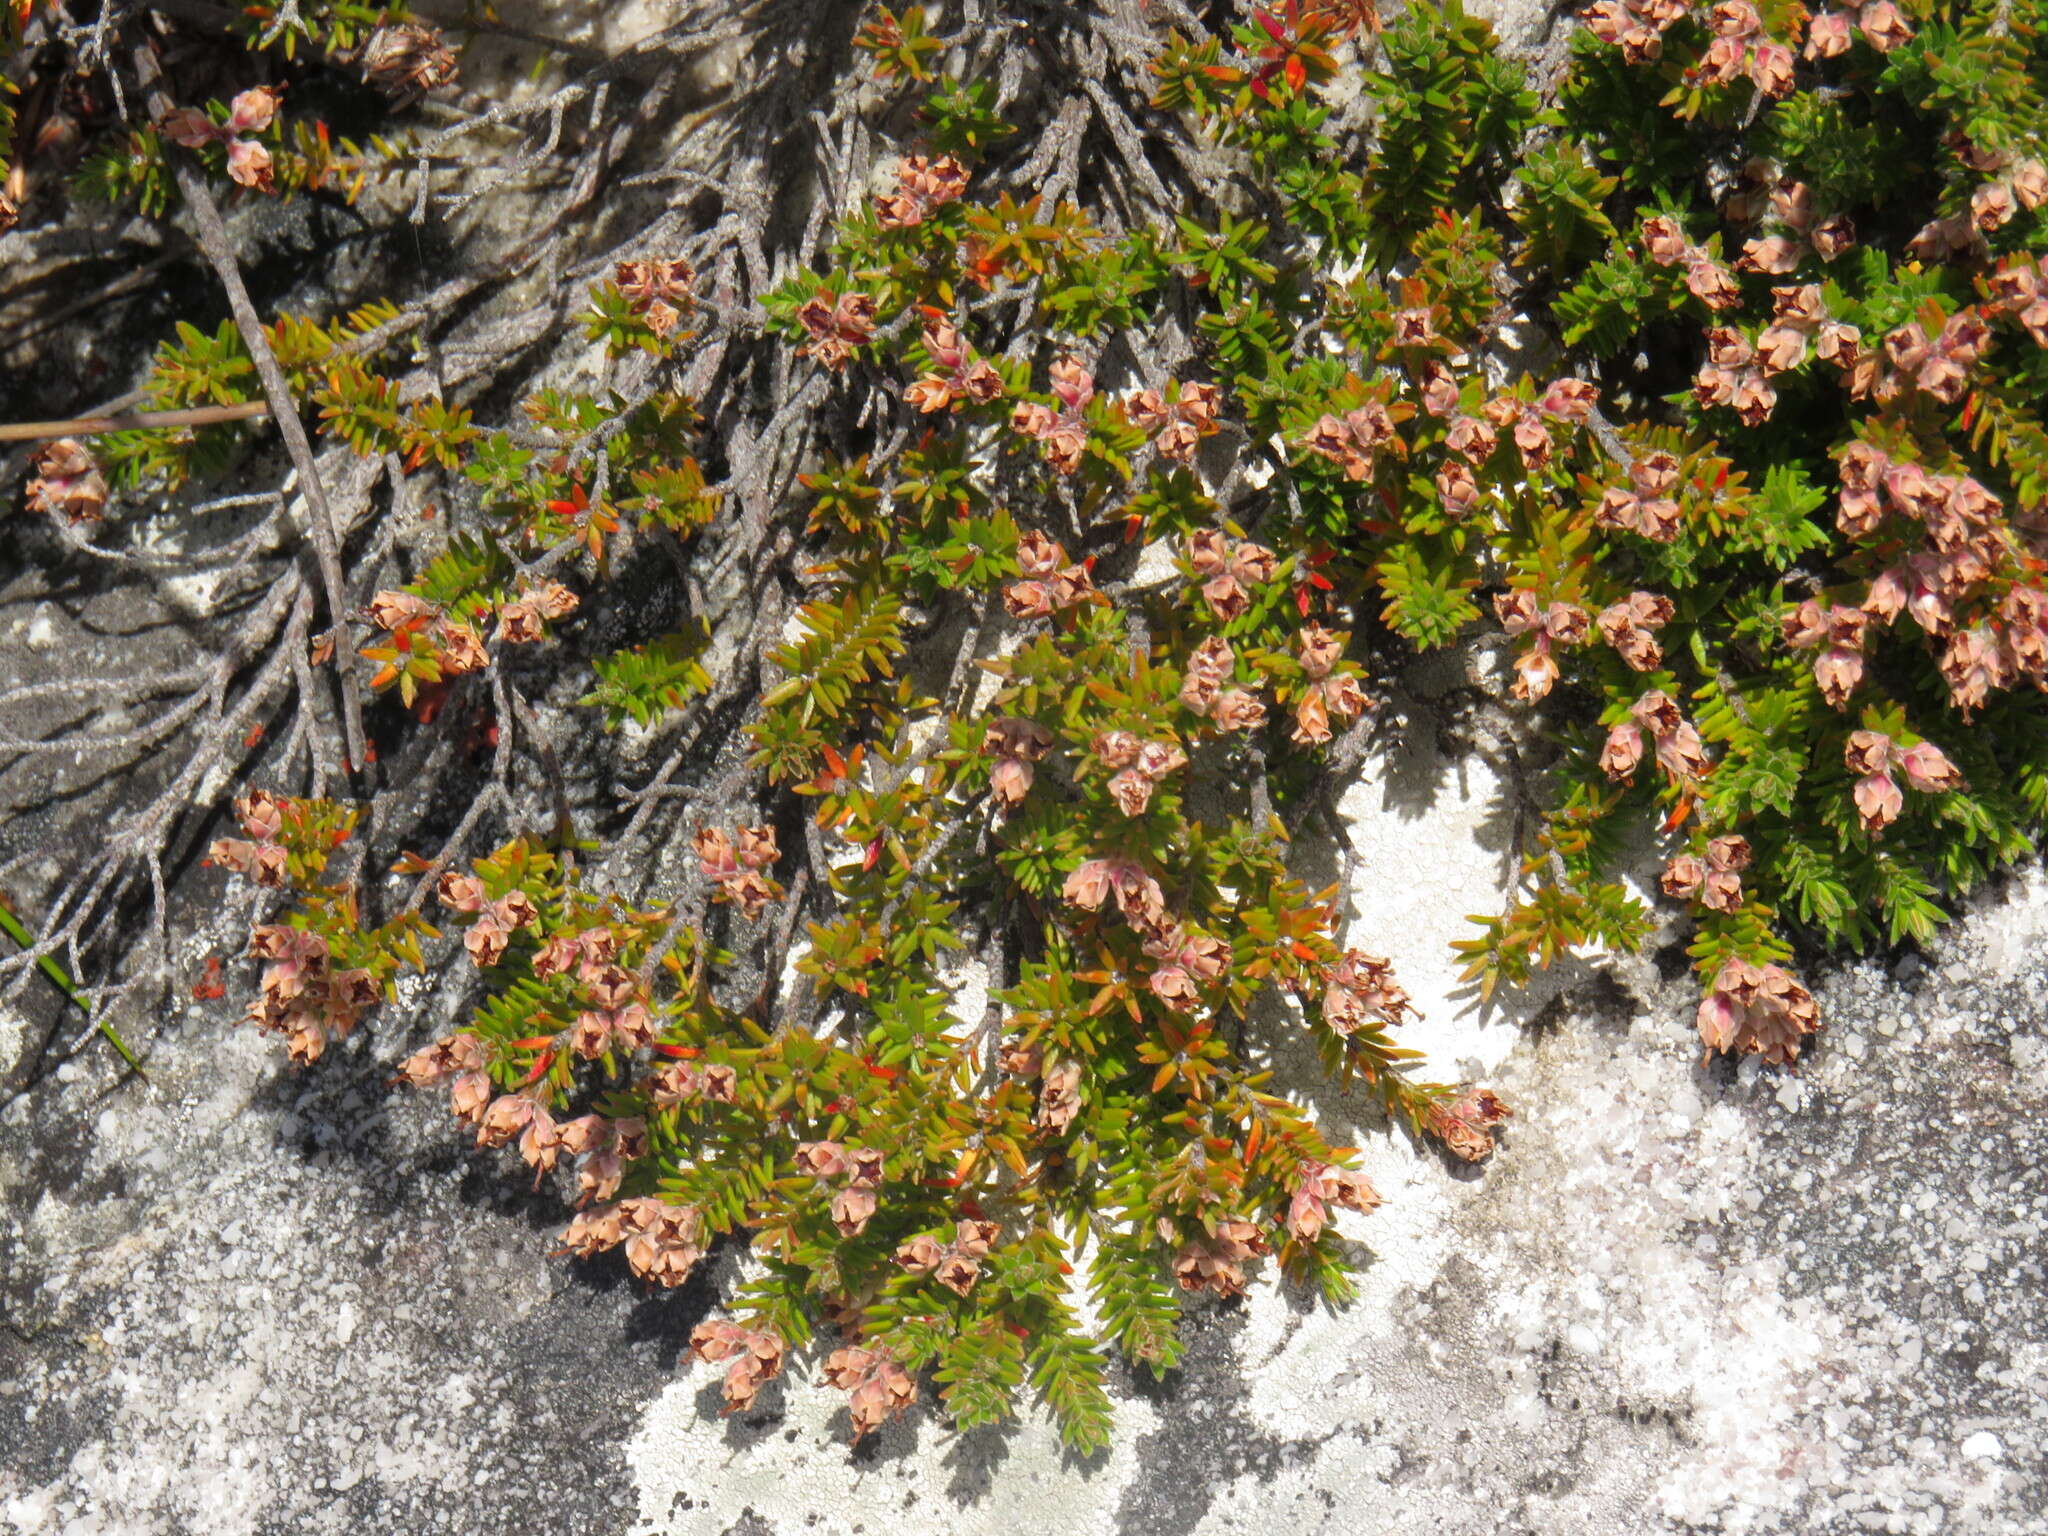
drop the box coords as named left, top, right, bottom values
left=0, top=897, right=144, bottom=1076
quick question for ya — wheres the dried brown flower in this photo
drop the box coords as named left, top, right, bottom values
left=1286, top=1161, right=1381, bottom=1241
left=1172, top=1218, right=1270, bottom=1298
left=875, top=153, right=969, bottom=229
left=25, top=439, right=108, bottom=523
left=822, top=1346, right=917, bottom=1439
left=1427, top=1086, right=1512, bottom=1162
left=796, top=290, right=877, bottom=371
left=1696, top=959, right=1821, bottom=1064
left=1037, top=1058, right=1082, bottom=1132
left=690, top=1321, right=786, bottom=1413
left=361, top=22, right=460, bottom=94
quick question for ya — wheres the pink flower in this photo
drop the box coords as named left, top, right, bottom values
left=1037, top=1059, right=1082, bottom=1132
left=1899, top=741, right=1964, bottom=792
left=1211, top=689, right=1267, bottom=731
left=226, top=86, right=280, bottom=133
left=1661, top=854, right=1705, bottom=898
left=1062, top=860, right=1114, bottom=911
left=1854, top=771, right=1903, bottom=832
left=1511, top=640, right=1559, bottom=702
left=1108, top=768, right=1154, bottom=816
left=1812, top=647, right=1865, bottom=708
left=224, top=138, right=275, bottom=192
left=1600, top=722, right=1644, bottom=781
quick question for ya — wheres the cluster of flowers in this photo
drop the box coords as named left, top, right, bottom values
left=1600, top=690, right=1713, bottom=784
left=794, top=1139, right=887, bottom=1237
left=1841, top=729, right=1966, bottom=834
left=501, top=582, right=581, bottom=644
left=1695, top=959, right=1821, bottom=1065
left=792, top=157, right=967, bottom=372
left=821, top=1344, right=918, bottom=1438
left=207, top=788, right=297, bottom=887
left=1009, top=359, right=1223, bottom=473
left=1583, top=0, right=1906, bottom=77
left=1692, top=1, right=1800, bottom=98
left=399, top=1025, right=687, bottom=1202
left=614, top=258, right=697, bottom=338
left=1171, top=1217, right=1270, bottom=1298
left=245, top=924, right=377, bottom=1065
left=436, top=871, right=540, bottom=967
left=1909, top=141, right=2048, bottom=262
left=1319, top=949, right=1414, bottom=1036
left=1868, top=309, right=1993, bottom=407
left=394, top=1030, right=490, bottom=1118
left=1800, top=436, right=2037, bottom=715
left=903, top=317, right=1002, bottom=413
left=534, top=925, right=654, bottom=1058
left=648, top=1054, right=737, bottom=1106
left=1780, top=597, right=1874, bottom=708
left=1691, top=326, right=1782, bottom=425
left=559, top=1196, right=705, bottom=1285
left=1138, top=922, right=1234, bottom=1011
left=1984, top=252, right=2048, bottom=348
left=982, top=717, right=1054, bottom=808
left=402, top=587, right=522, bottom=652
left=1592, top=446, right=1685, bottom=542
left=1185, top=529, right=1278, bottom=621
left=1061, top=855, right=1168, bottom=930
left=688, top=1321, right=787, bottom=1413
left=875, top=152, right=969, bottom=230
left=364, top=590, right=486, bottom=681
left=1579, top=0, right=1687, bottom=63
left=1029, top=1052, right=1083, bottom=1132
left=160, top=87, right=283, bottom=193
left=25, top=439, right=108, bottom=523
left=1420, top=378, right=1600, bottom=519
left=1755, top=284, right=1859, bottom=375
left=1803, top=0, right=1910, bottom=54
left=1058, top=851, right=1231, bottom=1015
left=1596, top=591, right=1676, bottom=671
left=893, top=1216, right=1002, bottom=1296
left=1178, top=635, right=1268, bottom=733
left=1721, top=179, right=1856, bottom=275
left=693, top=825, right=782, bottom=917
left=1092, top=728, right=1189, bottom=817
left=1002, top=529, right=1098, bottom=619
left=1424, top=1087, right=1514, bottom=1163
left=1700, top=288, right=1863, bottom=425
left=1129, top=380, right=1223, bottom=463
left=1012, top=357, right=1098, bottom=474
left=796, top=289, right=878, bottom=370
left=1660, top=835, right=1753, bottom=913
left=1288, top=621, right=1370, bottom=743
left=1496, top=591, right=1591, bottom=703
left=1284, top=1160, right=1381, bottom=1242
left=1300, top=396, right=1401, bottom=482
left=482, top=1094, right=646, bottom=1202
left=1501, top=586, right=1681, bottom=697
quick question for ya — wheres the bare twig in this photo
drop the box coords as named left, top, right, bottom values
left=0, top=400, right=271, bottom=443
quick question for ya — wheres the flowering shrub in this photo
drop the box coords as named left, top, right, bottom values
left=14, top=0, right=2048, bottom=1455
